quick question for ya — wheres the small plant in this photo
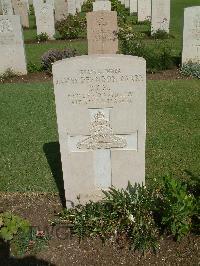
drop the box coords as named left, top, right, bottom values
left=0, top=69, right=17, bottom=83
left=0, top=212, right=49, bottom=256
left=56, top=183, right=158, bottom=253
left=37, top=32, right=49, bottom=42
left=156, top=176, right=195, bottom=241
left=41, top=48, right=77, bottom=74
left=180, top=62, right=200, bottom=79
left=56, top=14, right=86, bottom=40
left=151, top=29, right=170, bottom=39
left=27, top=62, right=43, bottom=73
left=0, top=212, right=30, bottom=242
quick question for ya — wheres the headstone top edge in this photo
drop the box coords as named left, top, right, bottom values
left=184, top=6, right=200, bottom=11
left=52, top=54, right=146, bottom=69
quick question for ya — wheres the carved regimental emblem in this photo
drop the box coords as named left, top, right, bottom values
left=77, top=111, right=127, bottom=150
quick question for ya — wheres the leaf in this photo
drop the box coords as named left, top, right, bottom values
left=0, top=227, right=13, bottom=241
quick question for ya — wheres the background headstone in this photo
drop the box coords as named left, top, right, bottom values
left=138, top=0, right=151, bottom=22
left=12, top=0, right=29, bottom=28
left=124, top=0, right=129, bottom=8
left=68, top=0, right=76, bottom=15
left=93, top=0, right=111, bottom=12
left=52, top=55, right=146, bottom=206
left=1, top=0, right=13, bottom=15
left=0, top=15, right=27, bottom=74
left=182, top=6, right=200, bottom=64
left=87, top=11, right=118, bottom=54
left=130, top=0, right=137, bottom=13
left=0, top=1, right=2, bottom=15
left=55, top=0, right=68, bottom=22
left=35, top=1, right=55, bottom=39
left=151, top=0, right=170, bottom=34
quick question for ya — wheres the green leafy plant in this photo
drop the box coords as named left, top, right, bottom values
left=180, top=62, right=200, bottom=79
left=37, top=32, right=49, bottom=42
left=41, top=48, right=77, bottom=74
left=156, top=176, right=195, bottom=241
left=56, top=14, right=86, bottom=40
left=27, top=62, right=43, bottom=73
left=0, top=212, right=30, bottom=242
left=56, top=183, right=158, bottom=253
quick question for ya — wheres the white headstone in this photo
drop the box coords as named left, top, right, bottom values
left=35, top=1, right=55, bottom=39
left=1, top=0, right=13, bottom=15
left=68, top=0, right=76, bottom=15
left=52, top=55, right=146, bottom=206
left=76, top=0, right=81, bottom=12
left=55, top=0, right=68, bottom=21
left=93, top=0, right=111, bottom=12
left=0, top=15, right=27, bottom=75
left=124, top=0, right=129, bottom=8
left=151, top=0, right=170, bottom=34
left=138, top=0, right=151, bottom=22
left=130, top=0, right=137, bottom=13
left=12, top=0, right=29, bottom=28
left=182, top=6, right=200, bottom=64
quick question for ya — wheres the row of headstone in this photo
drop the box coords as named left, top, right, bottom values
left=118, top=0, right=170, bottom=35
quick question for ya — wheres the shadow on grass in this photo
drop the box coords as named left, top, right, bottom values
left=43, top=142, right=66, bottom=207
left=0, top=239, right=55, bottom=266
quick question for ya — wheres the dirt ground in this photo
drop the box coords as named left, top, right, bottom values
left=0, top=193, right=199, bottom=266
left=0, top=68, right=194, bottom=85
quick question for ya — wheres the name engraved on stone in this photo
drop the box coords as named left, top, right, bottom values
left=67, top=85, right=134, bottom=105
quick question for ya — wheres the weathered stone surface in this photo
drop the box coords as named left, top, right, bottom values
left=0, top=15, right=27, bottom=75
left=125, top=0, right=129, bottom=8
left=151, top=0, right=170, bottom=34
left=35, top=0, right=55, bottom=39
left=1, top=0, right=13, bottom=15
left=75, top=0, right=81, bottom=12
left=138, top=0, right=151, bottom=22
left=93, top=0, right=111, bottom=12
left=52, top=55, right=146, bottom=206
left=182, top=6, right=200, bottom=64
left=87, top=11, right=118, bottom=55
left=55, top=0, right=68, bottom=21
left=12, top=0, right=29, bottom=28
left=130, top=0, right=137, bottom=13
left=68, top=0, right=76, bottom=15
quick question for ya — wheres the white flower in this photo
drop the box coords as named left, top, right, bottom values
left=129, top=214, right=135, bottom=222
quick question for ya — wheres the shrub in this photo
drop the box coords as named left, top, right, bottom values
left=151, top=29, right=170, bottom=39
left=37, top=32, right=49, bottom=42
left=180, top=62, right=200, bottom=79
left=56, top=183, right=158, bottom=253
left=119, top=29, right=174, bottom=72
left=41, top=48, right=77, bottom=74
left=81, top=0, right=94, bottom=12
left=155, top=176, right=195, bottom=241
left=56, top=14, right=86, bottom=40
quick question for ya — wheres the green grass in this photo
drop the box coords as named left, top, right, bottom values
left=0, top=80, right=199, bottom=192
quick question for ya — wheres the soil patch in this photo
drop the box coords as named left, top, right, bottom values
left=0, top=193, right=199, bottom=266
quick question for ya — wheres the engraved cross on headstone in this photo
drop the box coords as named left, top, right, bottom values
left=68, top=108, right=137, bottom=189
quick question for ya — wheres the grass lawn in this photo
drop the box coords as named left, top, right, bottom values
left=0, top=79, right=199, bottom=192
